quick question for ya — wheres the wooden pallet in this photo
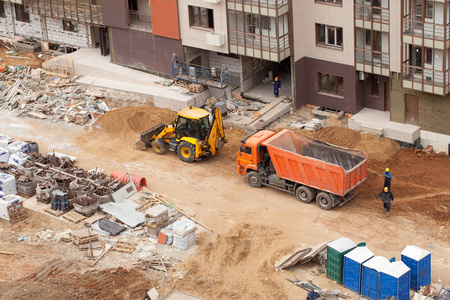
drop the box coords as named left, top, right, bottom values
left=69, top=230, right=99, bottom=245
left=44, top=207, right=66, bottom=217
left=63, top=210, right=86, bottom=224
left=17, top=192, right=35, bottom=199
left=8, top=202, right=28, bottom=223
left=114, top=241, right=137, bottom=254
left=188, top=83, right=205, bottom=93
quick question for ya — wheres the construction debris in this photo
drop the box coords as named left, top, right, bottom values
left=286, top=277, right=349, bottom=299
left=275, top=241, right=331, bottom=271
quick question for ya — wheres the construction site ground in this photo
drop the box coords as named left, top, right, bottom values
left=0, top=103, right=449, bottom=300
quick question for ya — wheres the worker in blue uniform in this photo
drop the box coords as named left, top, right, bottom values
left=382, top=168, right=393, bottom=191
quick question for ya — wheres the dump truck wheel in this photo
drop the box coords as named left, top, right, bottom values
left=152, top=139, right=167, bottom=155
left=177, top=141, right=196, bottom=163
left=316, top=192, right=333, bottom=210
left=246, top=171, right=262, bottom=188
left=295, top=186, right=316, bottom=204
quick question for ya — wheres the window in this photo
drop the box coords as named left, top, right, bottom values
left=189, top=6, right=214, bottom=29
left=318, top=73, right=344, bottom=96
left=315, top=0, right=342, bottom=6
left=365, top=30, right=372, bottom=46
left=425, top=2, right=433, bottom=19
left=425, top=48, right=433, bottom=65
left=0, top=1, right=5, bottom=18
left=316, top=24, right=343, bottom=49
left=371, top=76, right=379, bottom=96
left=15, top=4, right=30, bottom=23
left=245, top=13, right=259, bottom=34
left=62, top=20, right=78, bottom=32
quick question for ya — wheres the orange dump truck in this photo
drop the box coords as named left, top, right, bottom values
left=237, top=129, right=368, bottom=210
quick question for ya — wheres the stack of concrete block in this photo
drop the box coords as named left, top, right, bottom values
left=172, top=219, right=197, bottom=250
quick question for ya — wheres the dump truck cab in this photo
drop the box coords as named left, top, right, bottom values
left=237, top=130, right=276, bottom=176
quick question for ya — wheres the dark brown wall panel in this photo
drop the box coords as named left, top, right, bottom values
left=102, top=0, right=128, bottom=29
left=295, top=57, right=362, bottom=113
left=111, top=27, right=183, bottom=75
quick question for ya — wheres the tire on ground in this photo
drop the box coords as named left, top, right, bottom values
left=152, top=139, right=167, bottom=155
left=246, top=171, right=262, bottom=188
left=295, top=186, right=316, bottom=203
left=315, top=192, right=333, bottom=210
left=177, top=141, right=196, bottom=163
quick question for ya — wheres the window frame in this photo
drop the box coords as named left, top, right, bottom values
left=14, top=4, right=30, bottom=23
left=317, top=72, right=344, bottom=97
left=0, top=1, right=5, bottom=18
left=315, top=0, right=342, bottom=7
left=316, top=23, right=343, bottom=50
left=189, top=6, right=214, bottom=29
left=62, top=20, right=78, bottom=32
left=371, top=76, right=380, bottom=96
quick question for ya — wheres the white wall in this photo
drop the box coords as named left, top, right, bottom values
left=389, top=0, right=401, bottom=73
left=14, top=13, right=43, bottom=40
left=0, top=2, right=15, bottom=39
left=421, top=130, right=450, bottom=153
left=178, top=0, right=228, bottom=54
left=46, top=18, right=91, bottom=48
left=293, top=0, right=355, bottom=66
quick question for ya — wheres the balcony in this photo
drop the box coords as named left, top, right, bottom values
left=228, top=31, right=290, bottom=62
left=227, top=0, right=289, bottom=17
left=355, top=4, right=389, bottom=32
left=128, top=10, right=152, bottom=32
left=402, top=19, right=448, bottom=49
left=355, top=49, right=390, bottom=76
left=401, top=60, right=450, bottom=95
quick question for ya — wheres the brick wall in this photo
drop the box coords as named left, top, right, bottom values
left=0, top=3, right=15, bottom=38
left=209, top=52, right=240, bottom=74
left=46, top=18, right=91, bottom=48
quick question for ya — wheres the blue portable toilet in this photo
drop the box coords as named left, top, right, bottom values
left=401, top=245, right=431, bottom=291
left=343, top=246, right=374, bottom=294
left=380, top=261, right=411, bottom=300
left=361, top=256, right=390, bottom=300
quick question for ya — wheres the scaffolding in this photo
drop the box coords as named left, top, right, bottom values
left=171, top=55, right=228, bottom=89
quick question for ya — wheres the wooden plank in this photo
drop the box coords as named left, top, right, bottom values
left=243, top=97, right=284, bottom=126
left=63, top=210, right=86, bottom=223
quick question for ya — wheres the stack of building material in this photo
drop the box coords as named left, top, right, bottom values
left=8, top=141, right=29, bottom=155
left=16, top=175, right=37, bottom=198
left=0, top=135, right=13, bottom=149
left=6, top=200, right=27, bottom=223
left=145, top=204, right=169, bottom=238
left=172, top=219, right=197, bottom=250
left=73, top=193, right=99, bottom=216
left=304, top=119, right=323, bottom=132
left=0, top=148, right=10, bottom=163
left=0, top=172, right=17, bottom=196
left=188, top=83, right=206, bottom=94
left=69, top=229, right=99, bottom=245
left=0, top=194, right=21, bottom=221
left=8, top=152, right=30, bottom=166
left=36, top=179, right=57, bottom=203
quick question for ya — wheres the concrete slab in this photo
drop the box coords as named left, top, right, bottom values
left=50, top=48, right=210, bottom=111
left=243, top=71, right=291, bottom=103
left=348, top=108, right=420, bottom=143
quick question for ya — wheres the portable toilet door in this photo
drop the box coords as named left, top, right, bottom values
left=401, top=245, right=431, bottom=291
left=327, top=237, right=357, bottom=284
left=343, top=246, right=374, bottom=294
left=361, top=256, right=390, bottom=300
left=380, top=261, right=411, bottom=300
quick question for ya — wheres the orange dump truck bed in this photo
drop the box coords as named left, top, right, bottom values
left=261, top=129, right=368, bottom=197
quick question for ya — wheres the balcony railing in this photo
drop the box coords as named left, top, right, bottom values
left=229, top=30, right=289, bottom=61
left=402, top=19, right=446, bottom=41
left=24, top=0, right=103, bottom=26
left=355, top=4, right=389, bottom=24
left=128, top=10, right=152, bottom=31
left=402, top=63, right=445, bottom=87
left=356, top=48, right=389, bottom=68
left=227, top=0, right=288, bottom=9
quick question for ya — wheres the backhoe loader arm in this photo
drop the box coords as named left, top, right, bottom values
left=206, top=107, right=227, bottom=155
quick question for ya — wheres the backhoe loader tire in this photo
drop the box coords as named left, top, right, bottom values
left=246, top=171, right=262, bottom=188
left=316, top=192, right=333, bottom=210
left=295, top=186, right=316, bottom=204
left=152, top=139, right=167, bottom=155
left=177, top=141, right=196, bottom=163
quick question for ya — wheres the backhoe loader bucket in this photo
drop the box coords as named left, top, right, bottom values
left=138, top=123, right=166, bottom=150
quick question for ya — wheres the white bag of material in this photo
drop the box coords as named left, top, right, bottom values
left=173, top=232, right=196, bottom=250
left=0, top=191, right=4, bottom=199
left=8, top=152, right=30, bottom=166
left=0, top=147, right=9, bottom=163
left=0, top=172, right=17, bottom=195
left=0, top=135, right=12, bottom=149
left=173, top=219, right=197, bottom=238
left=8, top=141, right=28, bottom=154
left=0, top=194, right=21, bottom=221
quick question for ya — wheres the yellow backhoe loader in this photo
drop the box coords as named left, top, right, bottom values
left=137, top=106, right=227, bottom=163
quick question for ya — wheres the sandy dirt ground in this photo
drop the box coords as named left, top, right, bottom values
left=0, top=45, right=48, bottom=69
left=0, top=105, right=449, bottom=300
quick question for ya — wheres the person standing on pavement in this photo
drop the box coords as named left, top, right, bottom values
left=273, top=77, right=281, bottom=98
left=382, top=168, right=393, bottom=191
left=376, top=187, right=394, bottom=217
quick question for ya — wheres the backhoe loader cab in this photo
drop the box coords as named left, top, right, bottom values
left=138, top=106, right=227, bottom=163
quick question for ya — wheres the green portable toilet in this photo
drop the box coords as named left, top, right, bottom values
left=327, top=237, right=357, bottom=284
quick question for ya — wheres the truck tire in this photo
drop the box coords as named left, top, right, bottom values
left=295, top=186, right=316, bottom=204
left=177, top=141, right=196, bottom=163
left=152, top=139, right=167, bottom=155
left=316, top=192, right=333, bottom=210
left=246, top=171, right=262, bottom=188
